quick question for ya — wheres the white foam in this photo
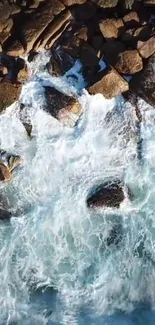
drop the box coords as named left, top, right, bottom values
left=0, top=51, right=154, bottom=325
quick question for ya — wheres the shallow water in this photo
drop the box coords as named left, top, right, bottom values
left=0, top=51, right=155, bottom=325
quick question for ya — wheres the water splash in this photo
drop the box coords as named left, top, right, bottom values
left=0, top=51, right=155, bottom=325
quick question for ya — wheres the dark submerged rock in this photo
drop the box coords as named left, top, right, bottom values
left=87, top=180, right=125, bottom=209
left=44, top=86, right=82, bottom=127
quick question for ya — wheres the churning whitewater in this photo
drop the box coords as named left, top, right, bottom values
left=0, top=51, right=155, bottom=325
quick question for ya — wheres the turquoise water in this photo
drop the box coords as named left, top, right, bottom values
left=0, top=52, right=155, bottom=325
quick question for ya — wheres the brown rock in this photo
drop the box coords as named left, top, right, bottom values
left=91, top=0, right=118, bottom=8
left=6, top=40, right=24, bottom=56
left=0, top=81, right=21, bottom=112
left=18, top=66, right=28, bottom=83
left=87, top=67, right=129, bottom=99
left=35, top=10, right=72, bottom=50
left=115, top=50, right=143, bottom=74
left=0, top=31, right=11, bottom=45
left=0, top=3, right=11, bottom=23
left=29, top=0, right=40, bottom=8
left=99, top=19, right=118, bottom=39
left=11, top=4, right=21, bottom=15
left=87, top=180, right=125, bottom=209
left=130, top=53, right=155, bottom=107
left=44, top=87, right=82, bottom=127
left=137, top=36, right=155, bottom=58
left=3, top=18, right=13, bottom=33
left=17, top=0, right=65, bottom=54
left=0, top=163, right=12, bottom=182
left=123, top=11, right=140, bottom=28
left=102, top=40, right=125, bottom=65
left=61, top=0, right=86, bottom=4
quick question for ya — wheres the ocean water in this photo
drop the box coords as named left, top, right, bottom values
left=0, top=51, right=155, bottom=325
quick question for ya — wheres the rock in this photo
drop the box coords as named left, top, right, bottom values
left=137, top=36, right=155, bottom=58
left=62, top=0, right=86, bottom=4
left=0, top=163, right=12, bottom=182
left=11, top=4, right=21, bottom=15
left=130, top=53, right=155, bottom=107
left=6, top=40, right=24, bottom=56
left=115, top=50, right=143, bottom=74
left=99, top=19, right=119, bottom=39
left=35, top=10, right=72, bottom=50
left=29, top=0, right=40, bottom=8
left=91, top=0, right=118, bottom=8
left=71, top=2, right=96, bottom=20
left=0, top=53, right=26, bottom=82
left=0, top=150, right=23, bottom=172
left=0, top=81, right=21, bottom=112
left=102, top=40, right=125, bottom=66
left=79, top=44, right=99, bottom=67
left=87, top=67, right=129, bottom=99
left=0, top=209, right=11, bottom=221
left=44, top=86, right=82, bottom=127
left=3, top=18, right=13, bottom=33
left=121, top=26, right=151, bottom=45
left=8, top=155, right=23, bottom=172
left=86, top=180, right=125, bottom=209
left=0, top=3, right=11, bottom=24
left=19, top=104, right=33, bottom=137
left=91, top=35, right=103, bottom=51
left=123, top=11, right=140, bottom=28
left=47, top=48, right=75, bottom=77
left=18, top=65, right=28, bottom=83
left=79, top=43, right=100, bottom=80
left=11, top=0, right=65, bottom=54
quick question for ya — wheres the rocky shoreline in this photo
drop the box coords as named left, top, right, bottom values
left=0, top=0, right=154, bottom=220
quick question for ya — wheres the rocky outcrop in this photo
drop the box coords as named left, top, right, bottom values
left=44, top=87, right=82, bottom=127
left=87, top=67, right=129, bottom=99
left=86, top=180, right=125, bottom=209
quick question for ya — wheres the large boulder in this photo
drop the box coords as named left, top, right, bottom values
left=86, top=180, right=125, bottom=209
left=87, top=67, right=129, bottom=99
left=44, top=87, right=82, bottom=127
left=6, top=0, right=65, bottom=55
left=99, top=19, right=119, bottom=39
left=130, top=53, right=155, bottom=107
left=114, top=50, right=143, bottom=74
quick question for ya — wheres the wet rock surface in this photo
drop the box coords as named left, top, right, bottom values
left=86, top=180, right=125, bottom=209
left=87, top=67, right=129, bottom=99
left=44, top=86, right=82, bottom=127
